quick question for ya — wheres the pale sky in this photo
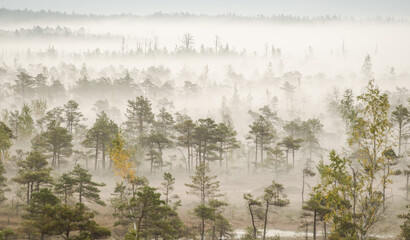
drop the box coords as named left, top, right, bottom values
left=0, top=0, right=409, bottom=18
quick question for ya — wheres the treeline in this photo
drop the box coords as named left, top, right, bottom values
left=2, top=8, right=394, bottom=23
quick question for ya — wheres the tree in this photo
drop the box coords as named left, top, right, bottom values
left=193, top=118, right=219, bottom=164
left=109, top=131, right=135, bottom=182
left=261, top=181, right=289, bottom=240
left=302, top=164, right=315, bottom=204
left=125, top=96, right=154, bottom=139
left=338, top=89, right=357, bottom=130
left=161, top=172, right=180, bottom=208
left=301, top=118, right=323, bottom=162
left=392, top=104, right=409, bottom=157
left=249, top=116, right=275, bottom=167
left=0, top=121, right=13, bottom=164
left=121, top=186, right=184, bottom=240
left=279, top=136, right=303, bottom=166
left=8, top=110, right=20, bottom=139
left=54, top=173, right=75, bottom=204
left=312, top=150, right=358, bottom=239
left=39, top=123, right=73, bottom=170
left=215, top=122, right=239, bottom=169
left=194, top=204, right=215, bottom=240
left=142, top=130, right=172, bottom=172
left=30, top=99, right=47, bottom=121
left=243, top=193, right=262, bottom=239
left=361, top=54, right=373, bottom=80
left=281, top=81, right=296, bottom=114
left=266, top=145, right=285, bottom=173
left=174, top=115, right=196, bottom=171
left=69, top=164, right=106, bottom=205
left=13, top=71, right=34, bottom=99
left=186, top=162, right=222, bottom=240
left=181, top=33, right=194, bottom=52
left=155, top=107, right=174, bottom=136
left=21, top=188, right=110, bottom=240
left=18, top=104, right=35, bottom=139
left=283, top=120, right=301, bottom=137
left=349, top=80, right=392, bottom=238
left=185, top=162, right=222, bottom=205
left=64, top=100, right=83, bottom=135
left=21, top=188, right=60, bottom=240
left=38, top=107, right=64, bottom=132
left=47, top=202, right=111, bottom=239
left=302, top=192, right=331, bottom=240
left=83, top=112, right=118, bottom=170
left=208, top=199, right=232, bottom=240
left=13, top=151, right=52, bottom=204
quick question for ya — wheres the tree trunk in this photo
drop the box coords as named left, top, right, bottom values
left=249, top=205, right=257, bottom=239
left=255, top=139, right=258, bottom=167
left=201, top=216, right=205, bottom=240
left=220, top=142, right=223, bottom=168
left=102, top=144, right=106, bottom=169
left=313, top=210, right=317, bottom=240
left=305, top=222, right=308, bottom=240
left=407, top=174, right=409, bottom=201
left=263, top=203, right=269, bottom=240
left=26, top=183, right=30, bottom=205
left=302, top=171, right=305, bottom=204
left=79, top=181, right=82, bottom=203
left=399, top=123, right=402, bottom=156
left=95, top=134, right=99, bottom=170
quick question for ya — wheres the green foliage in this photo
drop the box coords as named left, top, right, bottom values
left=64, top=99, right=84, bottom=135
left=37, top=123, right=73, bottom=169
left=69, top=164, right=106, bottom=205
left=142, top=130, right=172, bottom=172
left=185, top=162, right=221, bottom=204
left=82, top=111, right=118, bottom=170
left=0, top=121, right=13, bottom=163
left=21, top=188, right=110, bottom=240
left=0, top=228, right=14, bottom=240
left=125, top=96, right=154, bottom=139
left=116, top=185, right=184, bottom=240
left=13, top=151, right=52, bottom=204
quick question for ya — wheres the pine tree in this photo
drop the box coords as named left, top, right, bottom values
left=54, top=173, right=75, bottom=204
left=63, top=99, right=84, bottom=135
left=261, top=181, right=289, bottom=240
left=392, top=104, right=409, bottom=156
left=83, top=112, right=118, bottom=170
left=13, top=151, right=52, bottom=204
left=174, top=115, right=196, bottom=171
left=38, top=123, right=73, bottom=170
left=185, top=162, right=221, bottom=205
left=70, top=164, right=106, bottom=205
left=125, top=96, right=154, bottom=139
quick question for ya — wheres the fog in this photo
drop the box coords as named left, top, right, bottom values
left=1, top=7, right=410, bottom=240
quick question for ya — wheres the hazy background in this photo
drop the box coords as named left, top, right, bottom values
left=1, top=0, right=410, bottom=18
